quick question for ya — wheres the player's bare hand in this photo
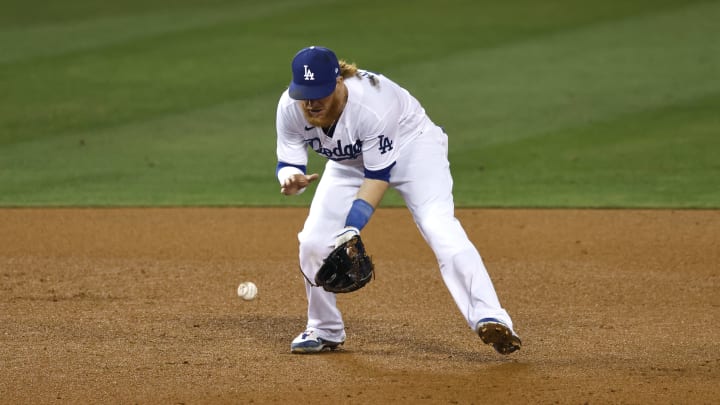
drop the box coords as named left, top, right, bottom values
left=281, top=173, right=319, bottom=195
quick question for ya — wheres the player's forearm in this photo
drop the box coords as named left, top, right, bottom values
left=356, top=178, right=389, bottom=209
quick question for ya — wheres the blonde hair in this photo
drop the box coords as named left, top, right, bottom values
left=339, top=59, right=378, bottom=86
left=339, top=60, right=358, bottom=78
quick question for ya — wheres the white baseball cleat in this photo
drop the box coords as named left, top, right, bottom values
left=476, top=318, right=522, bottom=355
left=290, top=329, right=344, bottom=354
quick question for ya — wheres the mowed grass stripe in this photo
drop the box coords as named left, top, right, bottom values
left=0, top=93, right=282, bottom=206
left=0, top=1, right=337, bottom=145
left=402, top=0, right=720, bottom=150
left=0, top=0, right=320, bottom=64
left=452, top=92, right=720, bottom=208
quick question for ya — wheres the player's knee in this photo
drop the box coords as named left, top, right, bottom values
left=298, top=233, right=333, bottom=264
left=417, top=214, right=455, bottom=238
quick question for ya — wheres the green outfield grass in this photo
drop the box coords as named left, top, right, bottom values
left=1, top=0, right=718, bottom=207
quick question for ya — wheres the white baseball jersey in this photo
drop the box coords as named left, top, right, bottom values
left=276, top=70, right=433, bottom=178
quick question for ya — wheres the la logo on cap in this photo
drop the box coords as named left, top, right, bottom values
left=303, top=65, right=314, bottom=81
left=288, top=46, right=340, bottom=100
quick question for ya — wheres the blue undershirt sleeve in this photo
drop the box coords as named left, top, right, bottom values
left=276, top=161, right=307, bottom=176
left=364, top=161, right=396, bottom=182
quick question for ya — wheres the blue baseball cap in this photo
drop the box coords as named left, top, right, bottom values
left=288, top=46, right=340, bottom=100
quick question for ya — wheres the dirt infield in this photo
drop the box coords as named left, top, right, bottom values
left=1, top=208, right=718, bottom=404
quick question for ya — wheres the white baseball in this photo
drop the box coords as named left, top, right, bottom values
left=237, top=282, right=257, bottom=301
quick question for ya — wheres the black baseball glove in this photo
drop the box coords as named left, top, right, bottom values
left=315, top=235, right=374, bottom=293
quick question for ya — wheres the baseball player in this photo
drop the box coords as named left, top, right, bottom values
left=276, top=46, right=522, bottom=355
